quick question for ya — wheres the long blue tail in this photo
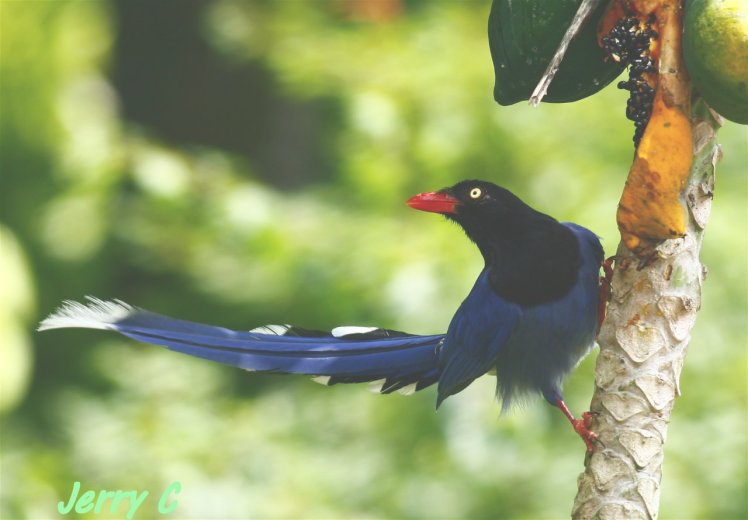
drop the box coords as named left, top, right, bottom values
left=39, top=298, right=444, bottom=394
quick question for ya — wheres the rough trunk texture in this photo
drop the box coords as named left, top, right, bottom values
left=571, top=99, right=722, bottom=520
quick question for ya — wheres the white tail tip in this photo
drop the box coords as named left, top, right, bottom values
left=38, top=297, right=134, bottom=332
left=397, top=383, right=418, bottom=396
left=331, top=326, right=378, bottom=338
left=368, top=378, right=387, bottom=393
left=249, top=324, right=292, bottom=335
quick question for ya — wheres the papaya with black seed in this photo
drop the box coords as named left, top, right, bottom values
left=489, top=0, right=625, bottom=105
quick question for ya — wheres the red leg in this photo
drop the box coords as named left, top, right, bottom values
left=597, top=256, right=615, bottom=337
left=554, top=399, right=598, bottom=454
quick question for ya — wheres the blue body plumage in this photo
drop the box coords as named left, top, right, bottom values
left=39, top=180, right=605, bottom=450
left=439, top=223, right=601, bottom=411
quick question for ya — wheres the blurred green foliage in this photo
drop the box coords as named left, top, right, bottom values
left=1, top=1, right=746, bottom=519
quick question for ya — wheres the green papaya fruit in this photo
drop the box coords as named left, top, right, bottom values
left=684, top=0, right=748, bottom=124
left=489, top=0, right=624, bottom=105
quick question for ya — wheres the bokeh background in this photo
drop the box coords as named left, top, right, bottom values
left=2, top=1, right=746, bottom=518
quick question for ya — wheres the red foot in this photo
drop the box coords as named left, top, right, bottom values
left=555, top=400, right=599, bottom=454
left=570, top=412, right=599, bottom=454
left=597, top=256, right=616, bottom=337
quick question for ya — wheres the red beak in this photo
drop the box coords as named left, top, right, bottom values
left=407, top=191, right=459, bottom=215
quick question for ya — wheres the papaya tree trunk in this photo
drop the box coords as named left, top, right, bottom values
left=571, top=99, right=722, bottom=519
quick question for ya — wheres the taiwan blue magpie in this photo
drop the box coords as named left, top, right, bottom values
left=39, top=180, right=606, bottom=451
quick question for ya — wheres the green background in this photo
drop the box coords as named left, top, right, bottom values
left=2, top=1, right=746, bottom=518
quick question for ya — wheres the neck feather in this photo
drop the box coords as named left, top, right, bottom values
left=473, top=215, right=582, bottom=307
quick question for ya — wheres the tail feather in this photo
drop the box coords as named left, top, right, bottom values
left=39, top=297, right=444, bottom=392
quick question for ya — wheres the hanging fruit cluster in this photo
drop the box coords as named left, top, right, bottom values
left=488, top=0, right=748, bottom=122
left=488, top=0, right=747, bottom=256
left=606, top=0, right=694, bottom=254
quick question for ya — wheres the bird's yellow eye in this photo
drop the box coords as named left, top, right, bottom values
left=469, top=187, right=482, bottom=199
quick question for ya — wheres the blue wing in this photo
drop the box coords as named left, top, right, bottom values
left=436, top=270, right=522, bottom=406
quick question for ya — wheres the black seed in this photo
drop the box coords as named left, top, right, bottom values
left=603, top=14, right=658, bottom=147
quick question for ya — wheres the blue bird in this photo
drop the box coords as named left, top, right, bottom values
left=39, top=180, right=605, bottom=451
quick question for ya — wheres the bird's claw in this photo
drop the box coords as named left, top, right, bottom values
left=554, top=400, right=602, bottom=454
left=572, top=413, right=600, bottom=454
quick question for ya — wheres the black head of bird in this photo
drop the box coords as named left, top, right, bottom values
left=408, top=179, right=583, bottom=307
